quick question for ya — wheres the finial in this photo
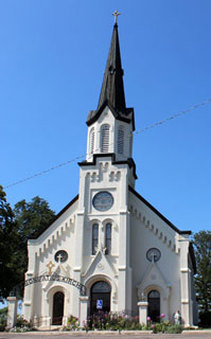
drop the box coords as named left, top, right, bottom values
left=112, top=10, right=121, bottom=24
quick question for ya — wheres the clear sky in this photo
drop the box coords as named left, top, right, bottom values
left=1, top=0, right=211, bottom=234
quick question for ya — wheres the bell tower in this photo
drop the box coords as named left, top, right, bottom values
left=73, top=14, right=137, bottom=315
left=85, top=19, right=135, bottom=168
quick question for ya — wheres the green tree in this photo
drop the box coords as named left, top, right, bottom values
left=193, top=231, right=211, bottom=313
left=14, top=196, right=55, bottom=242
left=13, top=196, right=55, bottom=283
left=0, top=186, right=55, bottom=298
left=0, top=185, right=20, bottom=298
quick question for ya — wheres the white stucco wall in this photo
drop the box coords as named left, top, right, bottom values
left=23, top=102, right=195, bottom=327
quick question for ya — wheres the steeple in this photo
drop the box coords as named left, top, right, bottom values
left=97, top=22, right=126, bottom=112
left=87, top=16, right=134, bottom=130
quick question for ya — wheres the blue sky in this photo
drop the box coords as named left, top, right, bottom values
left=1, top=0, right=211, bottom=234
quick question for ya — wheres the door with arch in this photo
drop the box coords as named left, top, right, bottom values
left=52, top=291, right=64, bottom=325
left=148, top=290, right=160, bottom=322
left=90, top=281, right=111, bottom=315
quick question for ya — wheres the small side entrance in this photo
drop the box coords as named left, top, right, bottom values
left=148, top=290, right=160, bottom=322
left=90, top=281, right=111, bottom=315
left=52, top=291, right=64, bottom=325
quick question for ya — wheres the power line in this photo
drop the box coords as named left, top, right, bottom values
left=3, top=97, right=211, bottom=189
left=134, top=97, right=211, bottom=135
left=3, top=155, right=86, bottom=189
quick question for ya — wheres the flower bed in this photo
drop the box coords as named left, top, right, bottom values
left=85, top=312, right=143, bottom=331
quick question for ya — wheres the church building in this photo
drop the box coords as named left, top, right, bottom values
left=23, top=17, right=197, bottom=328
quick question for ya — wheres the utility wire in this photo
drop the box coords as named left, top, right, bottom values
left=3, top=97, right=211, bottom=189
left=134, top=97, right=211, bottom=135
left=3, top=155, right=86, bottom=189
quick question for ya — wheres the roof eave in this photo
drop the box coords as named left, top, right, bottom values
left=129, top=186, right=192, bottom=236
left=86, top=100, right=135, bottom=130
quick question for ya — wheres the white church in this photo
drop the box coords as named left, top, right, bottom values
left=22, top=17, right=197, bottom=328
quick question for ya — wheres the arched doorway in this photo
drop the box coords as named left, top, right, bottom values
left=52, top=291, right=64, bottom=325
left=90, top=281, right=111, bottom=315
left=148, top=290, right=160, bottom=322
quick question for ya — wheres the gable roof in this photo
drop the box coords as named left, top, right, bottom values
left=129, top=185, right=196, bottom=273
left=129, top=185, right=191, bottom=235
left=30, top=194, right=79, bottom=239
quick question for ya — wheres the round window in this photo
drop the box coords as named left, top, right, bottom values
left=146, top=248, right=161, bottom=262
left=54, top=250, right=68, bottom=263
left=92, top=191, right=114, bottom=211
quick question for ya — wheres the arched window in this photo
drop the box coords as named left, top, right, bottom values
left=105, top=223, right=112, bottom=254
left=89, top=128, right=95, bottom=154
left=117, top=126, right=124, bottom=154
left=100, top=124, right=110, bottom=153
left=148, top=290, right=160, bottom=322
left=92, top=223, right=99, bottom=255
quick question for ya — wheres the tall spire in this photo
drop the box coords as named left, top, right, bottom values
left=97, top=21, right=126, bottom=112
left=86, top=14, right=134, bottom=130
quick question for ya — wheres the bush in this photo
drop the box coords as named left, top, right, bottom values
left=62, top=315, right=80, bottom=331
left=11, top=315, right=36, bottom=332
left=148, top=314, right=184, bottom=334
left=166, top=324, right=183, bottom=334
left=85, top=312, right=142, bottom=331
left=152, top=321, right=170, bottom=333
left=0, top=307, right=7, bottom=332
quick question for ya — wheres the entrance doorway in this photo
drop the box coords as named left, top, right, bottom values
left=90, top=281, right=111, bottom=315
left=148, top=290, right=160, bottom=322
left=52, top=291, right=64, bottom=325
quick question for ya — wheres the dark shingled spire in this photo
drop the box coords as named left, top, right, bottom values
left=97, top=23, right=126, bottom=112
left=87, top=22, right=135, bottom=130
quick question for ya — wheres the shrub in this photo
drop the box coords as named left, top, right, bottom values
left=150, top=313, right=184, bottom=334
left=152, top=321, right=170, bottom=333
left=62, top=315, right=80, bottom=331
left=0, top=307, right=7, bottom=332
left=11, top=315, right=36, bottom=332
left=166, top=324, right=183, bottom=334
left=85, top=312, right=142, bottom=331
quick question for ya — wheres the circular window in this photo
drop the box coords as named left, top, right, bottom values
left=54, top=250, right=68, bottom=263
left=146, top=248, right=161, bottom=262
left=92, top=191, right=114, bottom=211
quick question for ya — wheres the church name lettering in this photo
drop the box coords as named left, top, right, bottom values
left=24, top=274, right=86, bottom=295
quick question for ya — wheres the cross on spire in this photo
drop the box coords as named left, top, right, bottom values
left=112, top=10, right=121, bottom=24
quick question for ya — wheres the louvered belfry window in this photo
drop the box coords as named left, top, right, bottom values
left=117, top=126, right=124, bottom=154
left=92, top=224, right=99, bottom=255
left=100, top=124, right=110, bottom=153
left=90, top=128, right=95, bottom=154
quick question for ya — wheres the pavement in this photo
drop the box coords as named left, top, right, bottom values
left=0, top=331, right=211, bottom=339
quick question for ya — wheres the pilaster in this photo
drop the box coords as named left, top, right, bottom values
left=179, top=236, right=193, bottom=326
left=80, top=296, right=89, bottom=327
left=118, top=209, right=132, bottom=313
left=137, top=301, right=148, bottom=325
left=7, top=297, right=18, bottom=329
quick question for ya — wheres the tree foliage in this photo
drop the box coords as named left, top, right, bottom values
left=193, top=230, right=211, bottom=313
left=0, top=186, right=55, bottom=298
left=0, top=186, right=19, bottom=298
left=14, top=196, right=55, bottom=241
